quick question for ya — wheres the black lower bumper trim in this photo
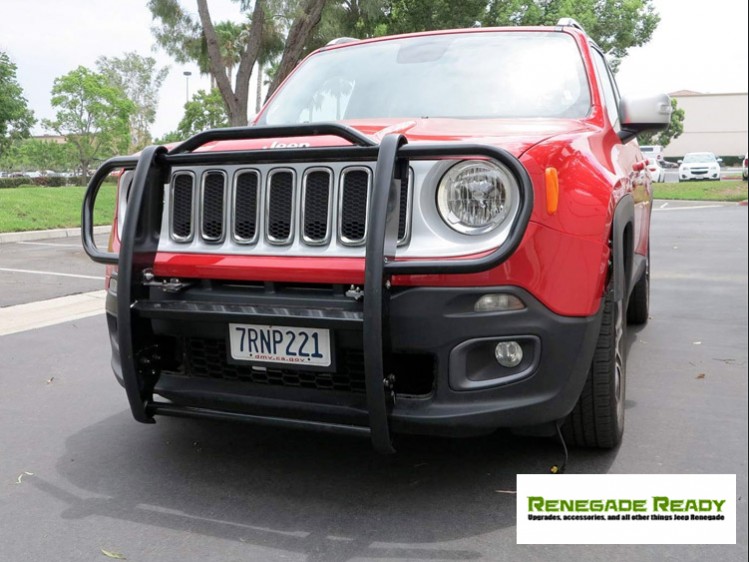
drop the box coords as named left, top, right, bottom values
left=148, top=402, right=371, bottom=437
left=106, top=284, right=602, bottom=438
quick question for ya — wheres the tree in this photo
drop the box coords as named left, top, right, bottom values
left=256, top=14, right=286, bottom=111
left=43, top=67, right=135, bottom=180
left=383, top=0, right=487, bottom=35
left=16, top=139, right=76, bottom=173
left=482, top=0, right=660, bottom=68
left=155, top=88, right=230, bottom=143
left=317, top=1, right=660, bottom=70
left=0, top=139, right=21, bottom=172
left=0, top=51, right=36, bottom=153
left=263, top=0, right=329, bottom=99
left=148, top=0, right=328, bottom=126
left=96, top=52, right=169, bottom=152
left=178, top=89, right=230, bottom=137
left=638, top=98, right=685, bottom=149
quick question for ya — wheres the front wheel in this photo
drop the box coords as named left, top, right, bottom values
left=562, top=287, right=626, bottom=448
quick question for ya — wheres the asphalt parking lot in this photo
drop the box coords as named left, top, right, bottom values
left=0, top=203, right=747, bottom=561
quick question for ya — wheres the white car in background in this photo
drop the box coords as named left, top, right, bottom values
left=678, top=152, right=721, bottom=181
left=645, top=157, right=665, bottom=182
left=640, top=144, right=663, bottom=161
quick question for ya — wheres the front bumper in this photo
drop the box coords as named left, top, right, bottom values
left=105, top=283, right=602, bottom=438
left=680, top=167, right=720, bottom=180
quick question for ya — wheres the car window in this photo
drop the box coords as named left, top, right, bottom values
left=261, top=32, right=592, bottom=123
left=683, top=153, right=716, bottom=163
left=590, top=48, right=620, bottom=129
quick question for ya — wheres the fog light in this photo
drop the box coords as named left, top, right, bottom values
left=495, top=341, right=523, bottom=368
left=108, top=277, right=118, bottom=295
left=474, top=293, right=525, bottom=312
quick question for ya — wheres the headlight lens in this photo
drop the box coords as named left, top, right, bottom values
left=436, top=160, right=516, bottom=235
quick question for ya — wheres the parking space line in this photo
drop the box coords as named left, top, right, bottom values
left=0, top=267, right=104, bottom=280
left=16, top=241, right=85, bottom=248
left=653, top=204, right=726, bottom=212
left=0, top=290, right=106, bottom=337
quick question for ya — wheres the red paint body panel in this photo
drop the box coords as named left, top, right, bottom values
left=154, top=253, right=367, bottom=285
left=152, top=221, right=607, bottom=317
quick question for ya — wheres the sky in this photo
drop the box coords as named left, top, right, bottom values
left=1, top=0, right=747, bottom=139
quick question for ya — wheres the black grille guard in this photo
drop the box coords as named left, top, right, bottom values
left=81, top=122, right=534, bottom=454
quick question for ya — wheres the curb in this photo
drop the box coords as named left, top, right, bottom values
left=0, top=226, right=111, bottom=245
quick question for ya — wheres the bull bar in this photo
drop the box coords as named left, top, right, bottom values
left=81, top=123, right=534, bottom=453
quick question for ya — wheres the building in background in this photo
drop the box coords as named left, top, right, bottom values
left=31, top=134, right=66, bottom=144
left=664, top=91, right=748, bottom=159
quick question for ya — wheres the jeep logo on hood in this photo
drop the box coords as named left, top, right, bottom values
left=262, top=141, right=311, bottom=149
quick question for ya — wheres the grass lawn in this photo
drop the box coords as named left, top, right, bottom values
left=0, top=185, right=116, bottom=233
left=654, top=179, right=748, bottom=202
left=1, top=178, right=746, bottom=234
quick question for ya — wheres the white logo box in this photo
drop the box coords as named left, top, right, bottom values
left=516, top=474, right=736, bottom=544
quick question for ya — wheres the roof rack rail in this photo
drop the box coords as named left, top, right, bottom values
left=556, top=17, right=587, bottom=34
left=326, top=37, right=359, bottom=46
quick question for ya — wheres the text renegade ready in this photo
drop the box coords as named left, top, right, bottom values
left=528, top=497, right=727, bottom=513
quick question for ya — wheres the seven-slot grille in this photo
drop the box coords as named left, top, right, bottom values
left=168, top=165, right=412, bottom=247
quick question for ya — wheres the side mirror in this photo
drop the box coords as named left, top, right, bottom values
left=678, top=159, right=683, bottom=164
left=618, top=94, right=672, bottom=143
left=717, top=157, right=723, bottom=163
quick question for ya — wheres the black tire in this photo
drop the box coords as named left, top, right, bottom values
left=562, top=287, right=626, bottom=449
left=627, top=248, right=649, bottom=325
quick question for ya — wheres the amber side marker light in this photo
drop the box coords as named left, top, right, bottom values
left=545, top=167, right=559, bottom=215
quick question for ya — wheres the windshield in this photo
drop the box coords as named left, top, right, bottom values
left=260, top=31, right=591, bottom=124
left=683, top=153, right=717, bottom=163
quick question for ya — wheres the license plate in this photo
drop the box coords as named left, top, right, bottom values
left=229, top=323, right=332, bottom=367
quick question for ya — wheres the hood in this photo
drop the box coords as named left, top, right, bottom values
left=194, top=118, right=592, bottom=159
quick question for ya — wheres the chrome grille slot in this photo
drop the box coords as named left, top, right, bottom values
left=233, top=171, right=259, bottom=243
left=201, top=172, right=226, bottom=242
left=266, top=169, right=295, bottom=244
left=171, top=173, right=195, bottom=241
left=398, top=170, right=413, bottom=244
left=301, top=168, right=332, bottom=244
left=339, top=167, right=371, bottom=245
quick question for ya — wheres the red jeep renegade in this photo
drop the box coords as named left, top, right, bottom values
left=83, top=19, right=671, bottom=453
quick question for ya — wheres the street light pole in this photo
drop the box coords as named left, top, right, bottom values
left=183, top=71, right=192, bottom=104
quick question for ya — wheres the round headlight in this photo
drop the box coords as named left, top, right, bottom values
left=437, top=160, right=516, bottom=235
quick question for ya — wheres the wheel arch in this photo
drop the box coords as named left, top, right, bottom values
left=611, top=194, right=635, bottom=303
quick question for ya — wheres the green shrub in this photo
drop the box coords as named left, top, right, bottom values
left=0, top=178, right=26, bottom=189
left=45, top=176, right=67, bottom=187
left=718, top=156, right=742, bottom=167
left=31, top=176, right=50, bottom=187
